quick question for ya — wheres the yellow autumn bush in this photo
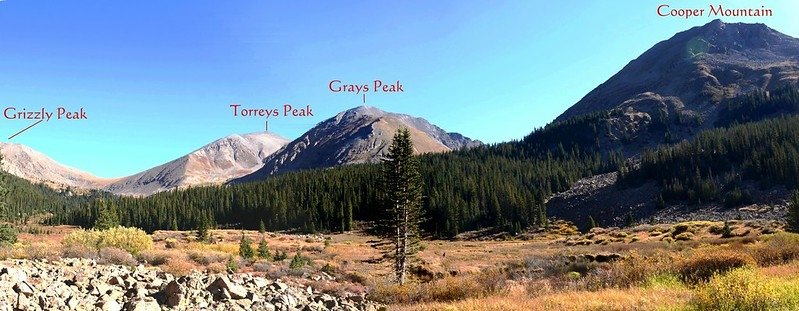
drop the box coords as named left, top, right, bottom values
left=62, top=226, right=153, bottom=255
left=694, top=268, right=799, bottom=311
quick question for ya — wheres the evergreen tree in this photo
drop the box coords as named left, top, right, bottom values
left=344, top=201, right=353, bottom=232
left=239, top=234, right=254, bottom=259
left=380, top=128, right=424, bottom=285
left=788, top=191, right=799, bottom=233
left=624, top=214, right=635, bottom=228
left=0, top=155, right=17, bottom=245
left=196, top=213, right=211, bottom=242
left=257, top=239, right=271, bottom=260
left=93, top=200, right=119, bottom=230
left=721, top=221, right=733, bottom=238
left=259, top=220, right=266, bottom=234
left=171, top=218, right=179, bottom=231
left=537, top=204, right=548, bottom=228
left=290, top=251, right=306, bottom=269
left=587, top=216, right=597, bottom=230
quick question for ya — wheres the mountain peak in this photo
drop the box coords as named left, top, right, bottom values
left=234, top=106, right=480, bottom=181
left=556, top=21, right=799, bottom=122
left=338, top=105, right=386, bottom=119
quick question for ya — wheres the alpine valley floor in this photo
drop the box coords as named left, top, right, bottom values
left=3, top=219, right=799, bottom=310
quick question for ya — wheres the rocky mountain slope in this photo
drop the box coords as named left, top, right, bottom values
left=105, top=132, right=289, bottom=196
left=0, top=258, right=383, bottom=311
left=559, top=20, right=799, bottom=123
left=1, top=132, right=288, bottom=196
left=0, top=142, right=110, bottom=191
left=235, top=106, right=481, bottom=181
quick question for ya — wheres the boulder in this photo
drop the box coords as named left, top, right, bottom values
left=207, top=276, right=248, bottom=300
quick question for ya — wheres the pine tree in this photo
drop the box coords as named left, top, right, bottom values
left=259, top=220, right=266, bottom=234
left=171, top=218, right=179, bottom=231
left=721, top=221, right=733, bottom=238
left=380, top=128, right=423, bottom=285
left=624, top=214, right=635, bottom=228
left=257, top=239, right=271, bottom=260
left=196, top=213, right=211, bottom=242
left=290, top=250, right=306, bottom=269
left=239, top=234, right=254, bottom=259
left=93, top=200, right=119, bottom=230
left=588, top=216, right=597, bottom=230
left=537, top=204, right=548, bottom=227
left=787, top=191, right=799, bottom=233
left=0, top=155, right=17, bottom=245
left=344, top=201, right=353, bottom=232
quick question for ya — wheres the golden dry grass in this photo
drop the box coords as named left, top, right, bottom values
left=393, top=287, right=693, bottom=311
left=3, top=222, right=797, bottom=311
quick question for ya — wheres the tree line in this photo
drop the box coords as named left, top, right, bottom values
left=51, top=110, right=622, bottom=237
left=619, top=115, right=799, bottom=206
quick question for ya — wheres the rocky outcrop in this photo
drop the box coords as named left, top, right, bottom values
left=0, top=259, right=384, bottom=311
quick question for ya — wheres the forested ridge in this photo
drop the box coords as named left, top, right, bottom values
left=29, top=85, right=799, bottom=236
left=618, top=86, right=799, bottom=207
left=619, top=115, right=799, bottom=206
left=50, top=112, right=621, bottom=237
left=2, top=174, right=107, bottom=224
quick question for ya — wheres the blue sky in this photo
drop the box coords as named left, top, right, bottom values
left=1, top=0, right=797, bottom=178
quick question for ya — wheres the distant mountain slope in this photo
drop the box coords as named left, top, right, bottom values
left=0, top=142, right=109, bottom=190
left=105, top=132, right=288, bottom=196
left=557, top=20, right=799, bottom=124
left=235, top=106, right=481, bottom=181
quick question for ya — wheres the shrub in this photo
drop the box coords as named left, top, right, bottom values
left=61, top=245, right=98, bottom=259
left=751, top=232, right=799, bottom=266
left=163, top=256, right=194, bottom=276
left=22, top=243, right=58, bottom=260
left=226, top=256, right=239, bottom=272
left=137, top=250, right=171, bottom=266
left=678, top=249, right=755, bottom=284
left=188, top=250, right=228, bottom=266
left=0, top=224, right=18, bottom=245
left=644, top=273, right=685, bottom=289
left=672, top=224, right=690, bottom=236
left=98, top=247, right=136, bottom=266
left=370, top=272, right=503, bottom=305
left=675, top=232, right=695, bottom=241
left=164, top=238, right=178, bottom=249
left=274, top=250, right=288, bottom=261
left=694, top=268, right=799, bottom=311
left=252, top=260, right=272, bottom=272
left=206, top=262, right=226, bottom=274
left=63, top=227, right=153, bottom=255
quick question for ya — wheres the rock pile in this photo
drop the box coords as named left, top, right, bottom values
left=0, top=258, right=384, bottom=311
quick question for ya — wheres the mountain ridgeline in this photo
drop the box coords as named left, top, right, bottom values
left=53, top=111, right=621, bottom=236
left=31, top=20, right=799, bottom=235
left=52, top=82, right=799, bottom=236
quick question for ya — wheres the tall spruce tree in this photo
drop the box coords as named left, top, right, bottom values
left=93, top=199, right=120, bottom=230
left=380, top=128, right=423, bottom=285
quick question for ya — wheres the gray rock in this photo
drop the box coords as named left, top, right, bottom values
left=160, top=280, right=184, bottom=307
left=13, top=281, right=35, bottom=297
left=208, top=276, right=248, bottom=300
